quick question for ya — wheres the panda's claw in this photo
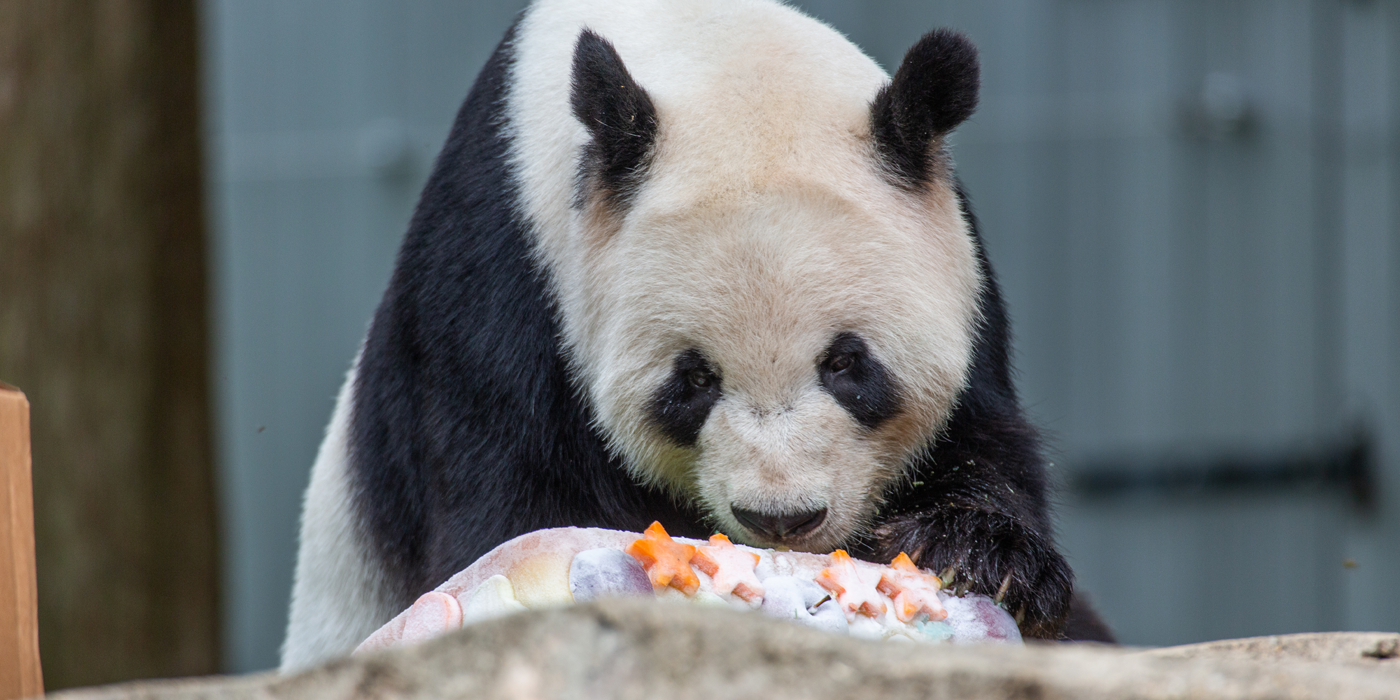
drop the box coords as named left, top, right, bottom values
left=871, top=509, right=1073, bottom=639
left=993, top=570, right=1014, bottom=605
left=940, top=564, right=958, bottom=584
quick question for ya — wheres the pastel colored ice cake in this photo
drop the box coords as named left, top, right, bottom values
left=356, top=523, right=1022, bottom=654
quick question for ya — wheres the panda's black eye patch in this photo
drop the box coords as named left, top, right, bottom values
left=819, top=333, right=902, bottom=430
left=649, top=349, right=722, bottom=446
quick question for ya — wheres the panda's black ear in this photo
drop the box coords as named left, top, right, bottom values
left=571, top=29, right=658, bottom=208
left=870, top=30, right=979, bottom=189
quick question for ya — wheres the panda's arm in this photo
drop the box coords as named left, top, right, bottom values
left=864, top=183, right=1075, bottom=639
left=867, top=397, right=1074, bottom=640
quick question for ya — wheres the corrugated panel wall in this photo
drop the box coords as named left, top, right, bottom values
left=203, top=0, right=1400, bottom=671
left=201, top=0, right=531, bottom=672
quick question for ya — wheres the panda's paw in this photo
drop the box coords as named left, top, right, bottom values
left=872, top=510, right=1073, bottom=639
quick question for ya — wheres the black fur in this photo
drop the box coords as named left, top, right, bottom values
left=349, top=22, right=1103, bottom=641
left=1065, top=592, right=1117, bottom=643
left=350, top=23, right=704, bottom=606
left=570, top=29, right=659, bottom=209
left=857, top=182, right=1087, bottom=640
left=647, top=349, right=723, bottom=447
left=818, top=332, right=903, bottom=431
left=870, top=29, right=980, bottom=189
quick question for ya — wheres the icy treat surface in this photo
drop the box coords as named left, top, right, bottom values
left=692, top=534, right=764, bottom=602
left=878, top=552, right=947, bottom=623
left=943, top=593, right=1023, bottom=644
left=354, top=525, right=1023, bottom=656
left=461, top=575, right=527, bottom=626
left=570, top=548, right=654, bottom=602
left=815, top=550, right=886, bottom=620
left=759, top=576, right=848, bottom=635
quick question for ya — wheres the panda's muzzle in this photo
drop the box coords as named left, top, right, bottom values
left=731, top=505, right=827, bottom=541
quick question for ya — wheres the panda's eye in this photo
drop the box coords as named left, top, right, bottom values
left=818, top=332, right=902, bottom=431
left=687, top=369, right=715, bottom=388
left=826, top=352, right=855, bottom=373
left=650, top=349, right=722, bottom=447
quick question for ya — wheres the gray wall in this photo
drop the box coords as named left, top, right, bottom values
left=202, top=0, right=1400, bottom=673
left=200, top=0, right=530, bottom=672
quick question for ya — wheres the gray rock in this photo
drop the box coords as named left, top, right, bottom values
left=53, top=600, right=1400, bottom=700
left=1144, top=631, right=1400, bottom=670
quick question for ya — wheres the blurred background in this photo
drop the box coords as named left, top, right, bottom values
left=2, top=0, right=1397, bottom=689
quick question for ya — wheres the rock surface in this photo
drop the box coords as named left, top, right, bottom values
left=55, top=600, right=1400, bottom=700
left=1145, top=631, right=1400, bottom=668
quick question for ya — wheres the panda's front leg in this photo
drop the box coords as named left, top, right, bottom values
left=865, top=435, right=1075, bottom=639
left=870, top=501, right=1073, bottom=639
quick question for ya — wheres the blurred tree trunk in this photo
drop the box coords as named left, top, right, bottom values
left=0, top=0, right=220, bottom=689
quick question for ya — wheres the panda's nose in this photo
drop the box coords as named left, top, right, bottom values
left=731, top=505, right=827, bottom=540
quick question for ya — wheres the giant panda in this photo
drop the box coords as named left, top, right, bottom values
left=282, top=0, right=1110, bottom=671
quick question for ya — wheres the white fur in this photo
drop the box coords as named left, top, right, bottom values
left=283, top=0, right=984, bottom=666
left=509, top=0, right=982, bottom=550
left=281, top=364, right=400, bottom=671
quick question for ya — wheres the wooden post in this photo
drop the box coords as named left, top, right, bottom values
left=0, top=385, right=40, bottom=699
left=0, top=1, right=220, bottom=688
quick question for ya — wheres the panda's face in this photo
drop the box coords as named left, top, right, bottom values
left=534, top=22, right=985, bottom=551
left=577, top=180, right=981, bottom=552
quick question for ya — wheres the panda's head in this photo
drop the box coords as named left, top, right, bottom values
left=557, top=28, right=982, bottom=552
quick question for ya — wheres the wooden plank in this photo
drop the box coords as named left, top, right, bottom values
left=0, top=1, right=220, bottom=686
left=0, top=384, right=40, bottom=699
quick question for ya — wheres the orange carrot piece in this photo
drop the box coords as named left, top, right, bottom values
left=876, top=552, right=946, bottom=622
left=693, top=533, right=764, bottom=602
left=624, top=521, right=699, bottom=595
left=815, top=549, right=886, bottom=619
